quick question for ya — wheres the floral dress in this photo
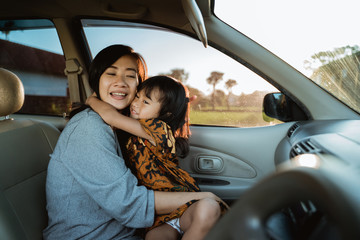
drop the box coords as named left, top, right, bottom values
left=126, top=118, right=200, bottom=229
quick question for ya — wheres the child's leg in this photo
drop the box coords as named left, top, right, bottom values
left=179, top=198, right=221, bottom=240
left=145, top=223, right=180, bottom=240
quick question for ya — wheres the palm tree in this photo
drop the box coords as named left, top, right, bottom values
left=162, top=68, right=189, bottom=83
left=225, top=79, right=237, bottom=110
left=206, top=71, right=224, bottom=110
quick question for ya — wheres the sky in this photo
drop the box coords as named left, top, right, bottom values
left=1, top=0, right=358, bottom=95
left=215, top=0, right=360, bottom=76
left=83, top=27, right=279, bottom=95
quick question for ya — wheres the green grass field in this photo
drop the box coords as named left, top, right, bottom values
left=190, top=110, right=277, bottom=127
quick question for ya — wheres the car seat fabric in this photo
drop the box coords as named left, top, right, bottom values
left=0, top=68, right=60, bottom=240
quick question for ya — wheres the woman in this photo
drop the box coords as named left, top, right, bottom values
left=43, top=45, right=221, bottom=240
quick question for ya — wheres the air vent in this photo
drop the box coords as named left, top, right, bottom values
left=287, top=123, right=299, bottom=138
left=290, top=139, right=321, bottom=158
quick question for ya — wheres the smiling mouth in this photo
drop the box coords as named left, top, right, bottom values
left=130, top=108, right=137, bottom=114
left=111, top=92, right=126, bottom=97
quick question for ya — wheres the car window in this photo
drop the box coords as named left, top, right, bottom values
left=214, top=0, right=360, bottom=114
left=81, top=20, right=279, bottom=127
left=0, top=19, right=69, bottom=117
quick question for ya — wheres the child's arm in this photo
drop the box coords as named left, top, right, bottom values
left=86, top=95, right=155, bottom=144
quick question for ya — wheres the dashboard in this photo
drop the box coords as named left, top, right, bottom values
left=275, top=119, right=360, bottom=167
left=205, top=119, right=360, bottom=239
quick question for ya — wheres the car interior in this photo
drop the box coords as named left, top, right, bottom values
left=1, top=0, right=360, bottom=239
left=0, top=68, right=60, bottom=239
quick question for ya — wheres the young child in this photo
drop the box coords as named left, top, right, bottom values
left=87, top=75, right=227, bottom=240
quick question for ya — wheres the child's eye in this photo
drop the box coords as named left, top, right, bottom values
left=143, top=100, right=149, bottom=104
left=135, top=94, right=139, bottom=98
left=126, top=75, right=136, bottom=79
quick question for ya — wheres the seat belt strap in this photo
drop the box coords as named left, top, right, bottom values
left=64, top=58, right=83, bottom=104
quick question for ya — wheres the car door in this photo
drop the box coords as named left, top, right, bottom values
left=184, top=123, right=294, bottom=202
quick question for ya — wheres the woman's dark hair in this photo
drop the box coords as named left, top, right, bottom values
left=139, top=75, right=191, bottom=158
left=70, top=44, right=147, bottom=118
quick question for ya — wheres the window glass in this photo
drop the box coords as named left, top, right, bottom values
left=82, top=20, right=279, bottom=127
left=0, top=19, right=69, bottom=116
left=214, top=0, right=360, bottom=113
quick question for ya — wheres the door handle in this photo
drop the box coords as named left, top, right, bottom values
left=196, top=156, right=224, bottom=173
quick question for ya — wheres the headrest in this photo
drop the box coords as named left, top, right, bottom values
left=0, top=68, right=25, bottom=116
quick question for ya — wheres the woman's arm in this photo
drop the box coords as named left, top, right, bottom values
left=86, top=95, right=153, bottom=142
left=154, top=191, right=227, bottom=215
left=60, top=110, right=155, bottom=228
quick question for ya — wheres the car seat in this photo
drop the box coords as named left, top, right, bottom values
left=0, top=68, right=60, bottom=239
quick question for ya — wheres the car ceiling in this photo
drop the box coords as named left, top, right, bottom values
left=0, top=0, right=196, bottom=31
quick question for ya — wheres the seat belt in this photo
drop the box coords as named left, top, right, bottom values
left=64, top=58, right=83, bottom=107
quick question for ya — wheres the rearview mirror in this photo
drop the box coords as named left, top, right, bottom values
left=263, top=92, right=308, bottom=122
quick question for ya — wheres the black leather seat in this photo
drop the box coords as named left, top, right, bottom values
left=0, top=68, right=60, bottom=239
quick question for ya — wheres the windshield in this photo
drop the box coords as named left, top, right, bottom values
left=214, top=0, right=360, bottom=113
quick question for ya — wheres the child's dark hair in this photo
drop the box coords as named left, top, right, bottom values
left=139, top=75, right=191, bottom=158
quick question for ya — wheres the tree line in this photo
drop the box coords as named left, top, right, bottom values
left=160, top=68, right=269, bottom=111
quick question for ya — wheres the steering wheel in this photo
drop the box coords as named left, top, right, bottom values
left=205, top=161, right=360, bottom=239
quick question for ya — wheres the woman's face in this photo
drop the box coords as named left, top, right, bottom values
left=99, top=55, right=139, bottom=110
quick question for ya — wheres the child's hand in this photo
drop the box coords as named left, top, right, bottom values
left=85, top=92, right=97, bottom=106
left=198, top=192, right=230, bottom=211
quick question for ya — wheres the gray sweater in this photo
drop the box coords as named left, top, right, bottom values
left=43, top=108, right=154, bottom=239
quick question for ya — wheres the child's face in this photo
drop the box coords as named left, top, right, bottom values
left=130, top=88, right=162, bottom=120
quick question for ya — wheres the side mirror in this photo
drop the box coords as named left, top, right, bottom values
left=263, top=92, right=308, bottom=122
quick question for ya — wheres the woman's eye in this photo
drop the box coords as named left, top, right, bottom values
left=106, top=72, right=116, bottom=76
left=126, top=75, right=136, bottom=79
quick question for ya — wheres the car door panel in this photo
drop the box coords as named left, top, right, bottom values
left=180, top=122, right=294, bottom=202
